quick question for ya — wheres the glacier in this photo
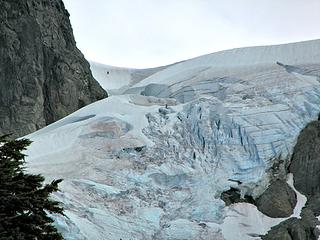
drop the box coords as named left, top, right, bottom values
left=25, top=39, right=320, bottom=239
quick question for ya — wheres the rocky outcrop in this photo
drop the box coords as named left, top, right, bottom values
left=0, top=0, right=107, bottom=138
left=221, top=187, right=255, bottom=206
left=262, top=207, right=319, bottom=240
left=307, top=193, right=320, bottom=216
left=256, top=180, right=297, bottom=218
left=262, top=120, right=320, bottom=239
left=289, top=120, right=320, bottom=198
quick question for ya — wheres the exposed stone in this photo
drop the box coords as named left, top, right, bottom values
left=289, top=121, right=320, bottom=198
left=262, top=228, right=292, bottom=240
left=0, top=0, right=107, bottom=138
left=307, top=193, right=320, bottom=216
left=220, top=187, right=255, bottom=206
left=268, top=158, right=288, bottom=183
left=262, top=207, right=319, bottom=240
left=262, top=119, right=320, bottom=239
left=256, top=180, right=297, bottom=218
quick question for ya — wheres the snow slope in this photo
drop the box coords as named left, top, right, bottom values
left=134, top=39, right=320, bottom=88
left=26, top=39, right=320, bottom=240
left=90, top=62, right=171, bottom=95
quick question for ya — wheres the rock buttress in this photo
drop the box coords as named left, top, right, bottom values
left=0, top=0, right=107, bottom=137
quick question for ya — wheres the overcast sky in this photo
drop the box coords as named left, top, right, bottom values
left=63, top=0, right=320, bottom=68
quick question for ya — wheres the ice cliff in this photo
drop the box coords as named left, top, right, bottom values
left=25, top=39, right=320, bottom=239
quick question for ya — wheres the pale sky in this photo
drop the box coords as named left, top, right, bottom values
left=63, top=0, right=320, bottom=68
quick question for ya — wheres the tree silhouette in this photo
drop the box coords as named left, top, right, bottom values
left=0, top=135, right=64, bottom=240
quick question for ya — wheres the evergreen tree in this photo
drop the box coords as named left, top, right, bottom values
left=0, top=135, right=64, bottom=240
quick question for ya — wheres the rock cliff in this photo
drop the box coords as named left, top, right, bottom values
left=262, top=120, right=320, bottom=239
left=256, top=180, right=297, bottom=218
left=0, top=0, right=107, bottom=137
left=289, top=121, right=320, bottom=198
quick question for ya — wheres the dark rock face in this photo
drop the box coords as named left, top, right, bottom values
left=289, top=121, right=320, bottom=198
left=263, top=120, right=320, bottom=240
left=256, top=180, right=297, bottom=218
left=262, top=208, right=319, bottom=240
left=0, top=0, right=107, bottom=137
left=220, top=187, right=255, bottom=206
left=307, top=193, right=320, bottom=216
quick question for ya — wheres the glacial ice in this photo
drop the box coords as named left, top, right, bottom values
left=25, top=39, right=320, bottom=239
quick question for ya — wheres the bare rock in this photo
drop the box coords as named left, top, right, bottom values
left=220, top=187, right=255, bottom=206
left=262, top=207, right=319, bottom=240
left=0, top=0, right=107, bottom=138
left=289, top=121, right=320, bottom=198
left=256, top=180, right=297, bottom=218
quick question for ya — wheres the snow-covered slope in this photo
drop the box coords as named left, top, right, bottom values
left=90, top=62, right=171, bottom=95
left=134, top=39, right=320, bottom=88
left=26, top=39, right=320, bottom=240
